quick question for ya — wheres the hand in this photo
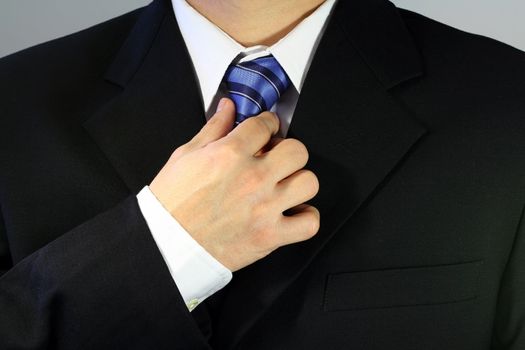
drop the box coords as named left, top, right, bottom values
left=149, top=98, right=320, bottom=271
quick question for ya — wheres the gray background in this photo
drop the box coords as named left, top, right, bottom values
left=1, top=0, right=524, bottom=58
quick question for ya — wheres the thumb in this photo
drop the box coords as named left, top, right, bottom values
left=189, top=98, right=236, bottom=148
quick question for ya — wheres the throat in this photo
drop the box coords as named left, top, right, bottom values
left=185, top=0, right=327, bottom=47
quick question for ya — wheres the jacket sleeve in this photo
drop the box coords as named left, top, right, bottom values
left=491, top=204, right=525, bottom=349
left=0, top=196, right=211, bottom=350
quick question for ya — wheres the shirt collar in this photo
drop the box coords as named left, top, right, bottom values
left=172, top=0, right=337, bottom=111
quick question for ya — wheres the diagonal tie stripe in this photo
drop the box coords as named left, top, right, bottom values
left=236, top=61, right=287, bottom=97
left=227, top=82, right=268, bottom=113
left=243, top=56, right=290, bottom=92
left=223, top=55, right=291, bottom=124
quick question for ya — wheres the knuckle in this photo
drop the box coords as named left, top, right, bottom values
left=305, top=210, right=321, bottom=237
left=218, top=139, right=244, bottom=159
left=252, top=116, right=272, bottom=134
left=286, top=138, right=309, bottom=163
left=239, top=166, right=266, bottom=190
left=304, top=170, right=320, bottom=196
left=261, top=112, right=279, bottom=131
left=260, top=110, right=276, bottom=119
left=249, top=217, right=278, bottom=249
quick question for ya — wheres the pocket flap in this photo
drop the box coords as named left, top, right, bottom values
left=324, top=261, right=483, bottom=312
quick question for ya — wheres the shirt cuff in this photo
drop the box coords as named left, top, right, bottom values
left=136, top=186, right=232, bottom=311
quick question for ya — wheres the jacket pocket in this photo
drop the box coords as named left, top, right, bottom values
left=323, top=260, right=483, bottom=312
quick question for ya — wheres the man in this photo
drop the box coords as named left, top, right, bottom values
left=0, top=0, right=524, bottom=348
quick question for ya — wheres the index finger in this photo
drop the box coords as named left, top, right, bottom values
left=225, top=112, right=280, bottom=156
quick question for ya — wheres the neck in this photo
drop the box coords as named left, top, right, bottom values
left=185, top=0, right=327, bottom=47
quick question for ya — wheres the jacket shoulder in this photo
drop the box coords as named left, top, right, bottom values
left=0, top=7, right=143, bottom=103
left=0, top=7, right=145, bottom=174
left=396, top=8, right=525, bottom=117
left=398, top=8, right=525, bottom=74
left=0, top=7, right=144, bottom=149
left=393, top=9, right=525, bottom=152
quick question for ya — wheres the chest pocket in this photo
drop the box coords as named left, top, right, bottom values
left=323, top=260, right=483, bottom=312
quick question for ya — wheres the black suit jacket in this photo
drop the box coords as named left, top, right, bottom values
left=1, top=0, right=524, bottom=349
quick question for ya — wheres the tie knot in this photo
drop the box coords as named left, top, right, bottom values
left=223, top=55, right=291, bottom=124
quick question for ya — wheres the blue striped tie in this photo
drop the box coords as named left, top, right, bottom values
left=223, top=55, right=292, bottom=125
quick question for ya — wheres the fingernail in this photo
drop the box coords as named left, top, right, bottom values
left=216, top=98, right=227, bottom=113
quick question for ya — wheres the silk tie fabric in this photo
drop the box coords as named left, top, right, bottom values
left=223, top=55, right=292, bottom=125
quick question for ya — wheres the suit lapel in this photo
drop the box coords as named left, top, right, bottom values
left=83, top=0, right=205, bottom=194
left=213, top=0, right=428, bottom=348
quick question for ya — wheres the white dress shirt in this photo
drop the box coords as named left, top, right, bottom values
left=137, top=0, right=337, bottom=311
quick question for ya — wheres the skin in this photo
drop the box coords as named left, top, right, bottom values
left=150, top=2, right=323, bottom=271
left=185, top=0, right=327, bottom=46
